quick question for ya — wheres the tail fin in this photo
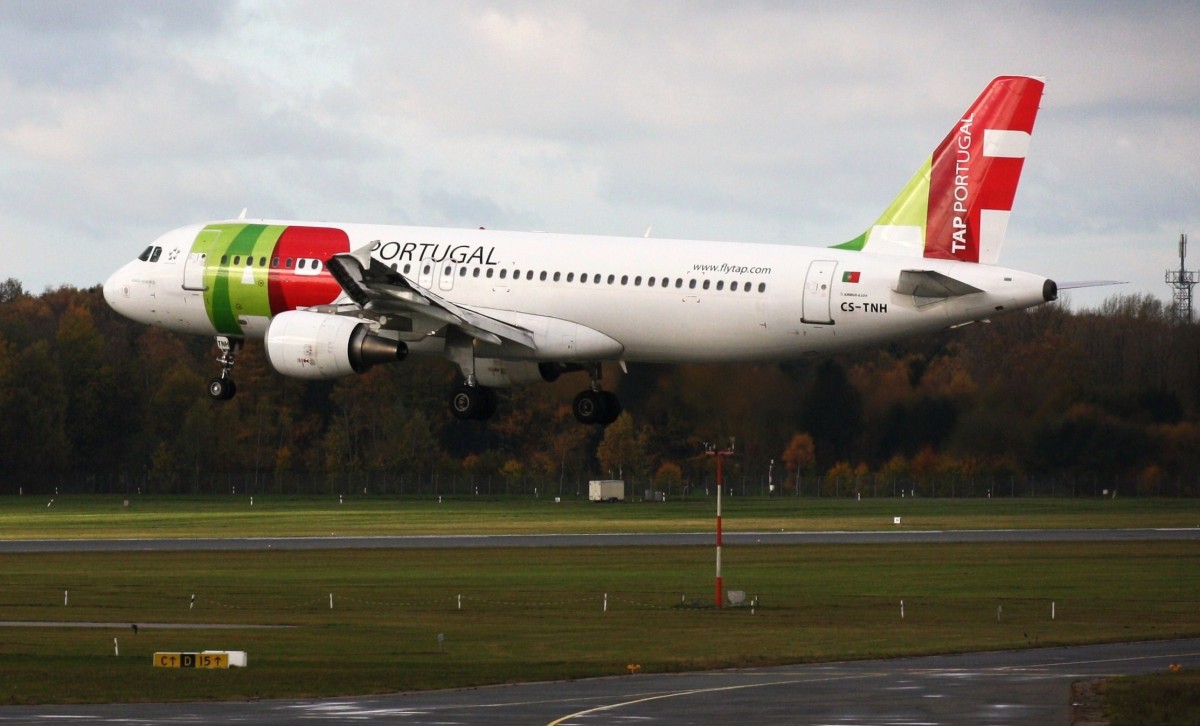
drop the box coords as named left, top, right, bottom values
left=833, top=75, right=1045, bottom=264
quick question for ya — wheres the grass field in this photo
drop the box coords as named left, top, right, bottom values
left=1, top=495, right=1198, bottom=706
left=2, top=494, right=1199, bottom=539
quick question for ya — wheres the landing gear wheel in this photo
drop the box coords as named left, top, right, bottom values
left=208, top=377, right=236, bottom=401
left=450, top=385, right=496, bottom=421
left=572, top=390, right=605, bottom=425
left=599, top=390, right=621, bottom=424
left=208, top=336, right=242, bottom=401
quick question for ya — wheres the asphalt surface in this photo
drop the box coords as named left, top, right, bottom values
left=3, top=527, right=1200, bottom=552
left=1, top=639, right=1197, bottom=724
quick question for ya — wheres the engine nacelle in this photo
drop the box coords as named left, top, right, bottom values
left=474, top=359, right=562, bottom=387
left=265, top=310, right=406, bottom=380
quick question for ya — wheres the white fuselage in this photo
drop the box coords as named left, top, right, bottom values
left=105, top=221, right=1052, bottom=366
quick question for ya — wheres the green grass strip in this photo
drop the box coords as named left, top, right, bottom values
left=0, top=540, right=1197, bottom=704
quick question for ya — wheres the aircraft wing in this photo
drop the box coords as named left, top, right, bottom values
left=323, top=245, right=536, bottom=349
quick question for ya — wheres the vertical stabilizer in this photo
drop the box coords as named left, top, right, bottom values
left=834, top=75, right=1044, bottom=264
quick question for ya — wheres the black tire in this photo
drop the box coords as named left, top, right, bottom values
left=208, top=378, right=235, bottom=401
left=475, top=387, right=497, bottom=421
left=572, top=390, right=605, bottom=425
left=599, top=391, right=621, bottom=424
left=450, top=385, right=480, bottom=420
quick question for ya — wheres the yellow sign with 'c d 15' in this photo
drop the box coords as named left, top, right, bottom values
left=154, top=651, right=242, bottom=669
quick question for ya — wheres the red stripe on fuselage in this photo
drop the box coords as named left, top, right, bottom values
left=267, top=226, right=350, bottom=314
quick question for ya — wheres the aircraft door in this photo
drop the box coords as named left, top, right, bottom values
left=801, top=260, right=837, bottom=325
left=183, top=228, right=221, bottom=292
left=182, top=253, right=207, bottom=291
left=418, top=262, right=434, bottom=289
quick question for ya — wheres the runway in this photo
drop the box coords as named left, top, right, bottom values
left=3, top=527, right=1200, bottom=553
left=1, top=638, right=1196, bottom=724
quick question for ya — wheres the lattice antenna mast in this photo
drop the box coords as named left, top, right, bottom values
left=1165, top=233, right=1197, bottom=322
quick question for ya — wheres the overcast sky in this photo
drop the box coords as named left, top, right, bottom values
left=2, top=1, right=1197, bottom=309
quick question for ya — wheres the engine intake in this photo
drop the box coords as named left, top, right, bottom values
left=265, top=310, right=406, bottom=380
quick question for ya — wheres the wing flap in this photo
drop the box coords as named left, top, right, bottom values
left=325, top=246, right=535, bottom=349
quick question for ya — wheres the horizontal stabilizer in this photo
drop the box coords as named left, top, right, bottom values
left=1056, top=280, right=1126, bottom=290
left=894, top=269, right=983, bottom=299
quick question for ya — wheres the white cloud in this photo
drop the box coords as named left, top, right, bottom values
left=0, top=0, right=1195, bottom=309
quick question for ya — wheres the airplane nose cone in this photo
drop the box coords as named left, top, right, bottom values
left=103, top=264, right=135, bottom=317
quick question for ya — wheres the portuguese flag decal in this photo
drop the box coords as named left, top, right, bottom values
left=842, top=271, right=861, bottom=283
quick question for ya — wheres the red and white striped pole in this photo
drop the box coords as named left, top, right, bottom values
left=715, top=452, right=723, bottom=608
left=707, top=442, right=734, bottom=608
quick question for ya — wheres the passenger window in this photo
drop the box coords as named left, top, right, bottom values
left=716, top=281, right=724, bottom=291
left=675, top=279, right=682, bottom=288
left=689, top=279, right=697, bottom=289
left=221, top=255, right=229, bottom=265
left=703, top=280, right=710, bottom=290
left=446, top=265, right=453, bottom=276
left=260, top=257, right=266, bottom=267
left=473, top=268, right=481, bottom=278
left=487, top=268, right=494, bottom=278
left=286, top=258, right=294, bottom=268
left=422, top=264, right=431, bottom=274
left=634, top=276, right=642, bottom=286
left=234, top=256, right=242, bottom=265
left=758, top=283, right=766, bottom=292
left=540, top=271, right=547, bottom=281
left=553, top=272, right=561, bottom=282
left=730, top=282, right=738, bottom=291
left=566, top=272, right=574, bottom=282
left=607, top=274, right=615, bottom=285
left=647, top=277, right=655, bottom=287
left=271, top=258, right=279, bottom=268
left=404, top=264, right=412, bottom=274
left=621, top=275, right=628, bottom=285
left=460, top=266, right=467, bottom=276
left=297, top=259, right=305, bottom=269
left=246, top=257, right=253, bottom=267
left=593, top=274, right=601, bottom=284
left=526, top=270, right=534, bottom=280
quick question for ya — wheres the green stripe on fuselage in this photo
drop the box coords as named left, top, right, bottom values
left=194, top=223, right=286, bottom=335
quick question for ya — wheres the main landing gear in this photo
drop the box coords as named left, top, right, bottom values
left=449, top=383, right=497, bottom=421
left=572, top=364, right=621, bottom=425
left=207, top=336, right=242, bottom=401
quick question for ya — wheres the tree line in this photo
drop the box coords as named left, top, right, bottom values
left=1, top=278, right=1198, bottom=497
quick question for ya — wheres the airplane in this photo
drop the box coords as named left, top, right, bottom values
left=104, top=75, right=1067, bottom=425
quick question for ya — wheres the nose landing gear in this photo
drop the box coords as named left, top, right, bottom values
left=207, top=336, right=242, bottom=401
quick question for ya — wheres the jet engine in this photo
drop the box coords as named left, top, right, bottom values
left=264, top=310, right=406, bottom=380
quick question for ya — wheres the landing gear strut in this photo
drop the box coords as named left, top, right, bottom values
left=207, top=336, right=242, bottom=401
left=573, top=364, right=621, bottom=425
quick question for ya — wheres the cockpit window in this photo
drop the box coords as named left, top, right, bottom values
left=149, top=247, right=162, bottom=263
left=138, top=246, right=153, bottom=262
